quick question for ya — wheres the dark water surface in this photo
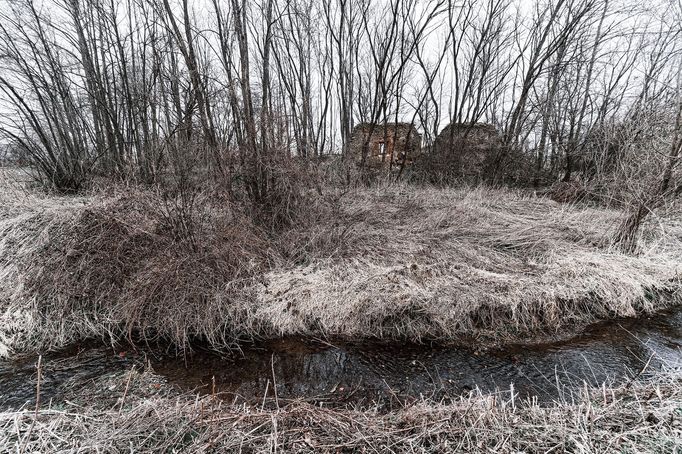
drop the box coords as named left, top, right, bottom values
left=2, top=308, right=682, bottom=410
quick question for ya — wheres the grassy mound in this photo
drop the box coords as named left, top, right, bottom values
left=1, top=365, right=680, bottom=453
left=0, top=188, right=269, bottom=353
left=0, top=181, right=681, bottom=354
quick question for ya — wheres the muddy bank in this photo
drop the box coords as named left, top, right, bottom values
left=2, top=307, right=682, bottom=411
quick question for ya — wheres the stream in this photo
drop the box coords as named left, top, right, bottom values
left=2, top=308, right=682, bottom=410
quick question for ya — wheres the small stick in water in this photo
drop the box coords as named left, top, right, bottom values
left=20, top=355, right=42, bottom=454
left=119, top=366, right=135, bottom=413
left=271, top=353, right=279, bottom=410
left=34, top=355, right=42, bottom=416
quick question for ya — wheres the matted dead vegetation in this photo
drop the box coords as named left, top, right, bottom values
left=1, top=365, right=680, bottom=453
left=0, top=180, right=681, bottom=355
left=261, top=187, right=682, bottom=341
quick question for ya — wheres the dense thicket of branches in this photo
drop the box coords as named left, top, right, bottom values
left=0, top=0, right=680, bottom=243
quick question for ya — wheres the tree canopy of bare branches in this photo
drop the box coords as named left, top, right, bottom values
left=0, top=0, right=680, bottom=244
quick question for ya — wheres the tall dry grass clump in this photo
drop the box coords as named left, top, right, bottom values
left=0, top=184, right=274, bottom=353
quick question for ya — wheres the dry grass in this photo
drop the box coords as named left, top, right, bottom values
left=0, top=186, right=268, bottom=354
left=261, top=187, right=682, bottom=342
left=1, top=178, right=681, bottom=355
left=0, top=365, right=680, bottom=453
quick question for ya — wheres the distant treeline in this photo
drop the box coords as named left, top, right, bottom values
left=0, top=0, right=680, bottom=248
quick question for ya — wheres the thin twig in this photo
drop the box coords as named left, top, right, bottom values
left=119, top=365, right=135, bottom=413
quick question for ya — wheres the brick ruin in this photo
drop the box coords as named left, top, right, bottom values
left=348, top=123, right=422, bottom=169
left=346, top=122, right=502, bottom=178
left=431, top=123, right=502, bottom=178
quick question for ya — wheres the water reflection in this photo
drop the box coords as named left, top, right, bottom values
left=2, top=308, right=682, bottom=410
left=153, top=309, right=682, bottom=407
left=0, top=344, right=133, bottom=410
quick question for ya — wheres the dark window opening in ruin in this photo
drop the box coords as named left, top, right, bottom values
left=349, top=123, right=422, bottom=169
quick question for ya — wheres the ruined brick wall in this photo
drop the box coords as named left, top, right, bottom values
left=349, top=123, right=422, bottom=169
left=430, top=123, right=502, bottom=180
